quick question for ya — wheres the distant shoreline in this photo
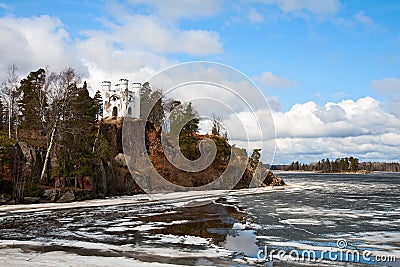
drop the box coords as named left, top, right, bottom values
left=272, top=170, right=400, bottom=174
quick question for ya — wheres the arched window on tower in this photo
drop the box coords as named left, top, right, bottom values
left=112, top=106, right=118, bottom=117
left=128, top=107, right=132, bottom=115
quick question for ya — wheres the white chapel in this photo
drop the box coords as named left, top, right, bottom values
left=101, top=79, right=141, bottom=118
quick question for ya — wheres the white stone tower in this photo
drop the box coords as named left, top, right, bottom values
left=101, top=79, right=141, bottom=118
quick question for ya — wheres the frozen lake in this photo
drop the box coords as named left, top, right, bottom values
left=0, top=173, right=399, bottom=266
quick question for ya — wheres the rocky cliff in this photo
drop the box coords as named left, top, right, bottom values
left=0, top=118, right=284, bottom=204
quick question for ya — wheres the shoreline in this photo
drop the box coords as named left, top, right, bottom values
left=272, top=170, right=399, bottom=174
left=0, top=186, right=286, bottom=214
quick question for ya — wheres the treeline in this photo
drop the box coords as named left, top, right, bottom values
left=271, top=157, right=400, bottom=172
left=0, top=65, right=103, bottom=199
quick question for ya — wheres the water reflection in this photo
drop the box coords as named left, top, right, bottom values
left=224, top=223, right=259, bottom=258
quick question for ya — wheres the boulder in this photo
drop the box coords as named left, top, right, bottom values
left=23, top=197, right=40, bottom=204
left=42, top=189, right=59, bottom=202
left=263, top=171, right=285, bottom=186
left=57, top=190, right=75, bottom=203
left=0, top=194, right=10, bottom=205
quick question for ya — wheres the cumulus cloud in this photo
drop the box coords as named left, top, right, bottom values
left=316, top=103, right=346, bottom=123
left=371, top=77, right=400, bottom=117
left=198, top=95, right=399, bottom=164
left=274, top=134, right=400, bottom=163
left=0, top=15, right=87, bottom=76
left=0, top=2, right=224, bottom=93
left=271, top=97, right=400, bottom=163
left=371, top=77, right=400, bottom=95
left=93, top=15, right=222, bottom=55
left=274, top=97, right=400, bottom=138
left=74, top=11, right=223, bottom=89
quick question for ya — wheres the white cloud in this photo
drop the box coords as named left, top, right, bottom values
left=0, top=3, right=8, bottom=10
left=371, top=77, right=400, bottom=95
left=334, top=17, right=356, bottom=28
left=0, top=15, right=87, bottom=76
left=270, top=96, right=400, bottom=163
left=316, top=103, right=346, bottom=123
left=336, top=11, right=382, bottom=31
left=256, top=71, right=292, bottom=89
left=258, top=0, right=341, bottom=18
left=129, top=0, right=224, bottom=20
left=353, top=11, right=373, bottom=27
left=103, top=15, right=222, bottom=55
left=371, top=77, right=400, bottom=117
left=76, top=11, right=223, bottom=90
left=0, top=5, right=223, bottom=93
left=248, top=8, right=264, bottom=23
left=274, top=134, right=400, bottom=163
left=274, top=97, right=400, bottom=138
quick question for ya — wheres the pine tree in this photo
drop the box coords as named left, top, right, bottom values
left=19, top=68, right=47, bottom=133
left=182, top=102, right=199, bottom=134
left=54, top=81, right=97, bottom=189
left=148, top=90, right=164, bottom=128
left=251, top=149, right=261, bottom=163
left=40, top=67, right=81, bottom=183
left=169, top=100, right=184, bottom=136
left=140, top=82, right=152, bottom=119
left=93, top=90, right=103, bottom=120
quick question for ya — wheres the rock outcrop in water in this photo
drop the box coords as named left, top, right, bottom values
left=0, top=118, right=283, bottom=204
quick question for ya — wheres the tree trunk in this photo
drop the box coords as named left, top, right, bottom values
left=15, top=114, right=18, bottom=142
left=8, top=105, right=12, bottom=139
left=92, top=123, right=101, bottom=153
left=39, top=122, right=57, bottom=183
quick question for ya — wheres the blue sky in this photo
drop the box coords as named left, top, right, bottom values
left=1, top=0, right=400, bottom=163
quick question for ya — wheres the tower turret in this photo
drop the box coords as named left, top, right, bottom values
left=100, top=79, right=141, bottom=119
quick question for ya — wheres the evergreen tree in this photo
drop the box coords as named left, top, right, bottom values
left=182, top=102, right=199, bottom=134
left=54, top=81, right=97, bottom=188
left=93, top=90, right=103, bottom=120
left=169, top=100, right=184, bottom=136
left=250, top=149, right=261, bottom=163
left=140, top=82, right=152, bottom=119
left=148, top=90, right=164, bottom=128
left=40, top=67, right=81, bottom=183
left=169, top=101, right=200, bottom=136
left=18, top=68, right=47, bottom=132
left=139, top=82, right=165, bottom=126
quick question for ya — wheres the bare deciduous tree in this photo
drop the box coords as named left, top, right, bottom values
left=1, top=64, right=21, bottom=139
left=211, top=113, right=223, bottom=136
left=39, top=67, right=81, bottom=183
